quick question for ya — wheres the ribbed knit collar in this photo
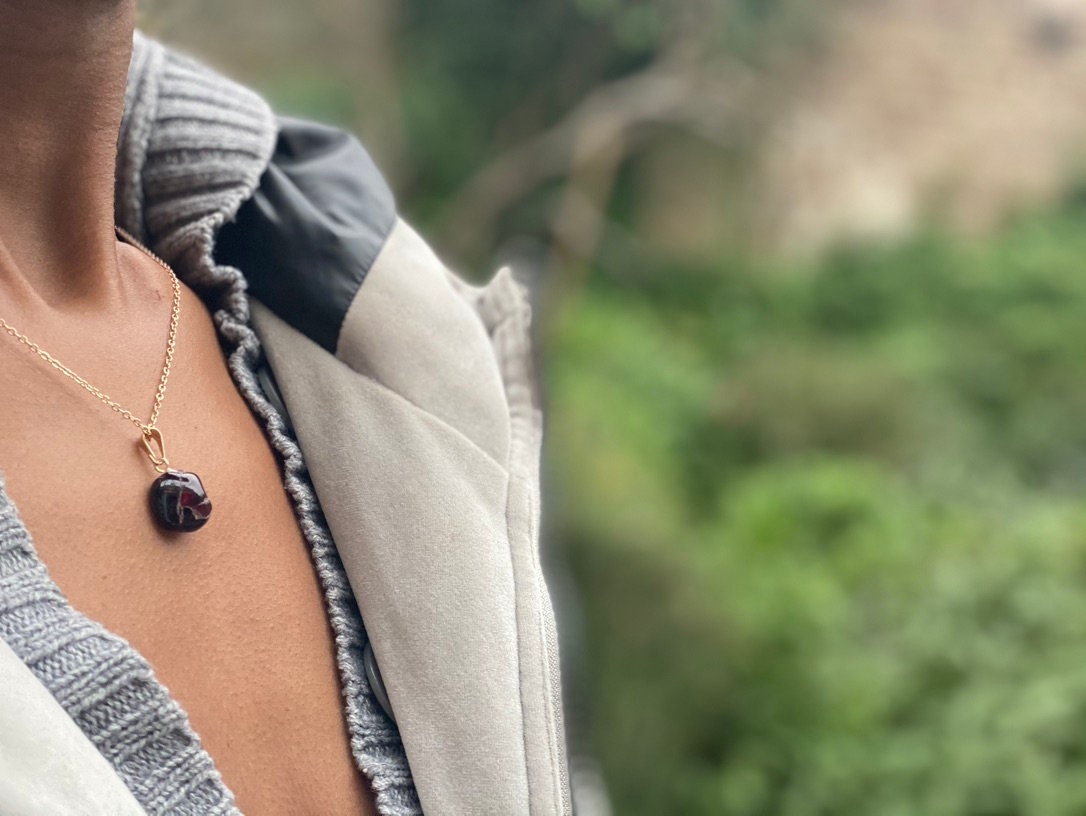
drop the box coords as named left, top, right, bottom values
left=116, top=30, right=278, bottom=304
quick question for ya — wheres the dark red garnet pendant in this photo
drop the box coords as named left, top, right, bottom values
left=150, top=470, right=213, bottom=533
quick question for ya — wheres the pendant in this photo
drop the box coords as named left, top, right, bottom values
left=140, top=426, right=212, bottom=533
left=150, top=470, right=213, bottom=532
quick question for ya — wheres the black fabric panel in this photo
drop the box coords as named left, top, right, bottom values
left=214, top=115, right=397, bottom=353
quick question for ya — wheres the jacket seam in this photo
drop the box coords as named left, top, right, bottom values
left=328, top=339, right=510, bottom=474
left=488, top=273, right=568, bottom=815
left=330, top=214, right=398, bottom=360
left=259, top=288, right=510, bottom=473
left=499, top=345, right=535, bottom=816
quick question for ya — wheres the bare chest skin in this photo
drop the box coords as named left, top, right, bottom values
left=0, top=283, right=377, bottom=816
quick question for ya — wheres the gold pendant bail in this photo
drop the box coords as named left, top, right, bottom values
left=140, top=425, right=171, bottom=474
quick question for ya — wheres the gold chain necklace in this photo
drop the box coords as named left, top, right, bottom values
left=0, top=225, right=213, bottom=533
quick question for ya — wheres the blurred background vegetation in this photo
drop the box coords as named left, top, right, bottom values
left=141, top=1, right=1086, bottom=813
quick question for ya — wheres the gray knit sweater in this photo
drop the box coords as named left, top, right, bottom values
left=0, top=32, right=422, bottom=816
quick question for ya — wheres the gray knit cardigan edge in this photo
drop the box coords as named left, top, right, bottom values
left=0, top=30, right=421, bottom=816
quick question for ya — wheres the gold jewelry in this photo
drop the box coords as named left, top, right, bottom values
left=0, top=225, right=213, bottom=533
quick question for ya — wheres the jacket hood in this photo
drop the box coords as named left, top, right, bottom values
left=120, top=31, right=400, bottom=357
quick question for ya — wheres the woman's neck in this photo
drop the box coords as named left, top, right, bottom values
left=0, top=0, right=136, bottom=306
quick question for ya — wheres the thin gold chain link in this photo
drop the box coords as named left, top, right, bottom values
left=0, top=224, right=182, bottom=438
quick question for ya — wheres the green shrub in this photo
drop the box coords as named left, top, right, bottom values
left=549, top=193, right=1086, bottom=815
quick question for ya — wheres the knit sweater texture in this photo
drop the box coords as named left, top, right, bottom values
left=0, top=32, right=422, bottom=816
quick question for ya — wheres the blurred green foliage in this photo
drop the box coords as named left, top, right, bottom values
left=548, top=193, right=1086, bottom=814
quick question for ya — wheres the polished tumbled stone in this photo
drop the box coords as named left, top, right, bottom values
left=149, top=470, right=212, bottom=533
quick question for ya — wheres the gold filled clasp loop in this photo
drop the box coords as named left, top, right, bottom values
left=140, top=425, right=171, bottom=474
